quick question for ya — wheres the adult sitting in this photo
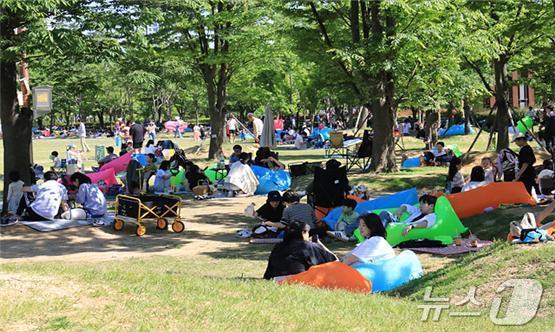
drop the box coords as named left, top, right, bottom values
left=342, top=213, right=395, bottom=266
left=422, top=141, right=452, bottom=166
left=229, top=144, right=242, bottom=164
left=17, top=171, right=69, bottom=221
left=185, top=163, right=208, bottom=191
left=61, top=172, right=107, bottom=220
left=263, top=221, right=338, bottom=280
left=294, top=132, right=308, bottom=150
left=224, top=153, right=259, bottom=195
left=462, top=166, right=486, bottom=192
left=98, top=146, right=118, bottom=167
left=254, top=147, right=285, bottom=170
left=66, top=144, right=82, bottom=169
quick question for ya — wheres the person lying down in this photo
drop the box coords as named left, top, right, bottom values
left=509, top=200, right=555, bottom=243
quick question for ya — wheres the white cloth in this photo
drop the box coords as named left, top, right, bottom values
left=484, top=167, right=496, bottom=183
left=29, top=180, right=68, bottom=220
left=75, top=183, right=107, bottom=217
left=227, top=118, right=238, bottom=131
left=452, top=172, right=465, bottom=188
left=153, top=169, right=171, bottom=192
left=226, top=161, right=259, bottom=195
left=462, top=181, right=486, bottom=192
left=400, top=204, right=436, bottom=227
left=78, top=123, right=86, bottom=137
left=253, top=118, right=264, bottom=136
left=350, top=236, right=395, bottom=263
left=144, top=145, right=156, bottom=154
left=294, top=135, right=306, bottom=150
left=7, top=180, right=24, bottom=213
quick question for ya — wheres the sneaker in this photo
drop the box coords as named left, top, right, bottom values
left=0, top=216, right=19, bottom=227
left=327, top=230, right=349, bottom=242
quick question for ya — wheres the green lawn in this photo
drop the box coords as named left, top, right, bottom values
left=1, top=131, right=553, bottom=330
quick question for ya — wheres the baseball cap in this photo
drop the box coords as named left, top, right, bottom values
left=267, top=191, right=282, bottom=202
left=512, top=132, right=526, bottom=142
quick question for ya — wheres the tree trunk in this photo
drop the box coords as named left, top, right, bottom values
left=411, top=107, right=418, bottom=120
left=494, top=56, right=510, bottom=151
left=446, top=100, right=454, bottom=128
left=424, top=110, right=440, bottom=149
left=350, top=1, right=360, bottom=43
left=463, top=98, right=471, bottom=134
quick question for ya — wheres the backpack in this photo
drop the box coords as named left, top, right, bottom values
left=510, top=213, right=553, bottom=243
left=251, top=224, right=279, bottom=239
left=496, top=148, right=518, bottom=180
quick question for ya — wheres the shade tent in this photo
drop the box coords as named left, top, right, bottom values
left=260, top=105, right=276, bottom=148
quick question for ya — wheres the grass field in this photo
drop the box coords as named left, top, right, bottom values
left=1, top=131, right=554, bottom=331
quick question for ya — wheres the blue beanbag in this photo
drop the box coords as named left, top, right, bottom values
left=401, top=157, right=421, bottom=168
left=133, top=154, right=148, bottom=167
left=251, top=165, right=291, bottom=195
left=320, top=127, right=332, bottom=140
left=354, top=250, right=423, bottom=292
left=322, top=188, right=419, bottom=230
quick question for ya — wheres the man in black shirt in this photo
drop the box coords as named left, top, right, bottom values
left=256, top=191, right=285, bottom=223
left=129, top=119, right=146, bottom=153
left=514, top=133, right=536, bottom=194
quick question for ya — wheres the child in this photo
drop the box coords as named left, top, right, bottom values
left=229, top=145, right=242, bottom=164
left=50, top=151, right=61, bottom=171
left=153, top=160, right=172, bottom=193
left=379, top=194, right=437, bottom=236
left=352, top=185, right=369, bottom=200
left=327, top=198, right=360, bottom=241
left=462, top=166, right=486, bottom=192
left=446, top=157, right=464, bottom=193
left=6, top=171, right=24, bottom=215
left=143, top=153, right=158, bottom=192
left=481, top=157, right=496, bottom=184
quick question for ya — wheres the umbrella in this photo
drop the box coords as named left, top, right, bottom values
left=260, top=104, right=276, bottom=147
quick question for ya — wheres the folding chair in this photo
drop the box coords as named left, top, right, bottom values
left=325, top=132, right=344, bottom=158
left=345, top=131, right=372, bottom=172
left=312, top=166, right=349, bottom=208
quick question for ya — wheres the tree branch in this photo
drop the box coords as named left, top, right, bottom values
left=462, top=54, right=494, bottom=94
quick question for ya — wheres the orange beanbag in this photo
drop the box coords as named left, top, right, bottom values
left=446, top=182, right=535, bottom=219
left=281, top=261, right=372, bottom=293
left=314, top=195, right=365, bottom=221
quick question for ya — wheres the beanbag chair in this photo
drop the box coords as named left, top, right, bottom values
left=204, top=163, right=228, bottom=183
left=401, top=157, right=421, bottom=168
left=164, top=120, right=188, bottom=133
left=517, top=116, right=533, bottom=133
left=445, top=144, right=462, bottom=158
left=446, top=182, right=535, bottom=219
left=320, top=127, right=332, bottom=140
left=133, top=154, right=148, bottom=167
left=251, top=165, right=291, bottom=195
left=323, top=188, right=419, bottom=230
left=99, top=152, right=132, bottom=174
left=315, top=195, right=365, bottom=222
left=87, top=168, right=118, bottom=187
left=281, top=261, right=372, bottom=293
left=170, top=170, right=185, bottom=187
left=438, top=124, right=474, bottom=137
left=354, top=250, right=422, bottom=292
left=386, top=196, right=467, bottom=246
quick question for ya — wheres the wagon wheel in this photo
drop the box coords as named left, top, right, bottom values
left=172, top=220, right=185, bottom=233
left=136, top=224, right=147, bottom=237
left=156, top=218, right=168, bottom=230
left=113, top=219, right=125, bottom=231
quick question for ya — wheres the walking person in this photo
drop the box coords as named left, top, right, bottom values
left=248, top=113, right=264, bottom=143
left=227, top=116, right=238, bottom=143
left=147, top=121, right=157, bottom=141
left=78, top=120, right=90, bottom=153
left=513, top=133, right=537, bottom=195
left=129, top=119, right=146, bottom=153
left=174, top=117, right=183, bottom=138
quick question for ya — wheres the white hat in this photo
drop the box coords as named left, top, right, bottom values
left=512, top=132, right=526, bottom=142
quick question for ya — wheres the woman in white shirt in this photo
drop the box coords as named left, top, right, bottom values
left=446, top=157, right=464, bottom=193
left=462, top=166, right=486, bottom=192
left=342, top=213, right=395, bottom=265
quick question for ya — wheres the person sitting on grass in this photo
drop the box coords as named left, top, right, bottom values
left=327, top=198, right=359, bottom=242
left=509, top=200, right=555, bottom=243
left=50, top=151, right=61, bottom=171
left=445, top=157, right=464, bottom=194
left=61, top=172, right=107, bottom=220
left=17, top=171, right=69, bottom=221
left=6, top=171, right=24, bottom=216
left=462, top=166, right=486, bottom=192
left=294, top=131, right=308, bottom=150
left=254, top=147, right=285, bottom=171
left=224, top=152, right=259, bottom=196
left=269, top=190, right=323, bottom=234
left=153, top=160, right=172, bottom=193
left=98, top=146, right=118, bottom=167
left=229, top=144, right=242, bottom=164
left=185, top=163, right=209, bottom=191
left=143, top=153, right=158, bottom=192
left=379, top=194, right=437, bottom=237
left=263, top=221, right=338, bottom=280
left=256, top=191, right=285, bottom=223
left=342, top=213, right=395, bottom=266
left=422, top=141, right=452, bottom=166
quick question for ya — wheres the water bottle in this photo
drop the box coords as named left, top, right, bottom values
left=219, top=155, right=225, bottom=169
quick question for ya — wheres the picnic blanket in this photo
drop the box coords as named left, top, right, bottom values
left=21, top=213, right=115, bottom=232
left=402, top=238, right=493, bottom=256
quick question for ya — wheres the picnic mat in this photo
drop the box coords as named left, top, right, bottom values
left=249, top=238, right=283, bottom=244
left=403, top=238, right=493, bottom=256
left=21, top=214, right=115, bottom=232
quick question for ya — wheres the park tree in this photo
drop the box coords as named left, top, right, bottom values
left=460, top=0, right=553, bottom=151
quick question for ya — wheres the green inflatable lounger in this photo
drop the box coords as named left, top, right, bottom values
left=386, top=196, right=467, bottom=247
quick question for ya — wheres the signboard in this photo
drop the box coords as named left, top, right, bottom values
left=32, top=86, right=52, bottom=118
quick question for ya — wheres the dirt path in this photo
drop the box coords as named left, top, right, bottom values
left=0, top=195, right=270, bottom=263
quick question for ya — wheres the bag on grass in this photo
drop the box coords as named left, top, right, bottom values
left=251, top=224, right=279, bottom=239
left=509, top=212, right=552, bottom=243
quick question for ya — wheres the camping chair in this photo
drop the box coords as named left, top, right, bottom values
left=345, top=131, right=372, bottom=172
left=325, top=132, right=344, bottom=158
left=311, top=165, right=349, bottom=210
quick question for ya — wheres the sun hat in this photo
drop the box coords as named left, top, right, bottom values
left=512, top=132, right=526, bottom=142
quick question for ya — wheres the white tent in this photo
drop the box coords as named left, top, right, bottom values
left=260, top=104, right=276, bottom=147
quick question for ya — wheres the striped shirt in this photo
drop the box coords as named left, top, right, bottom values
left=281, top=203, right=316, bottom=228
